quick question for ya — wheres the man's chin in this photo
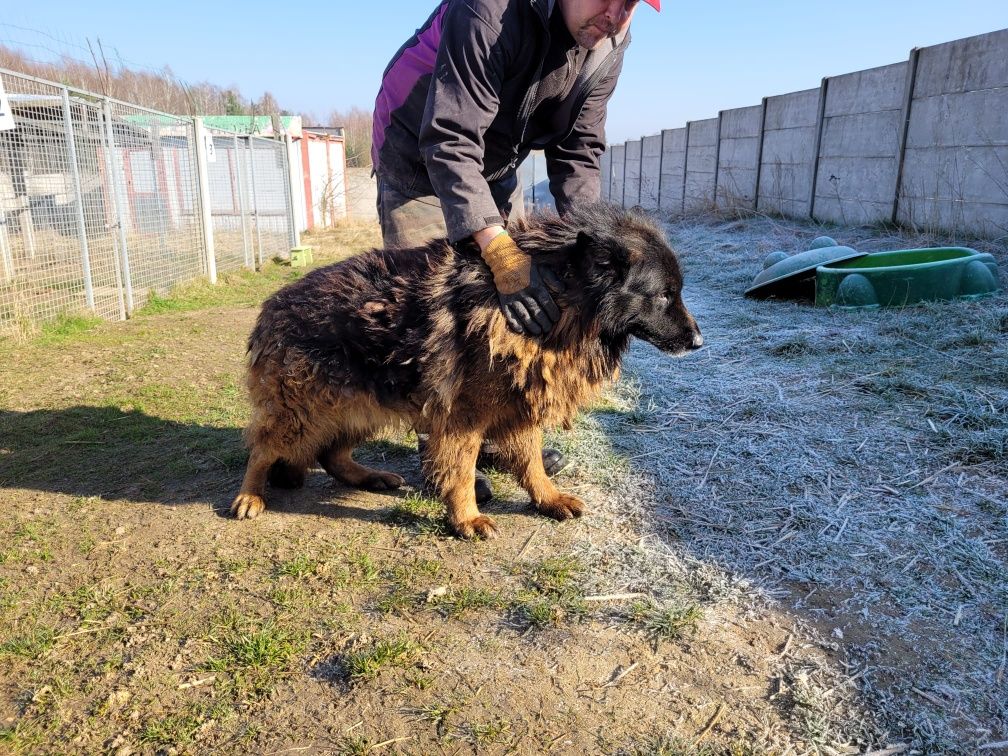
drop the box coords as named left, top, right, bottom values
left=576, top=29, right=607, bottom=49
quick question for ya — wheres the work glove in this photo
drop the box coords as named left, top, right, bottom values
left=481, top=232, right=564, bottom=336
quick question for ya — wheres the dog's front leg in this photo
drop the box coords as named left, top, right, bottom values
left=230, top=447, right=275, bottom=520
left=495, top=426, right=584, bottom=522
left=424, top=427, right=498, bottom=540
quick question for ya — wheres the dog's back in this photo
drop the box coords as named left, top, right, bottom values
left=247, top=241, right=452, bottom=409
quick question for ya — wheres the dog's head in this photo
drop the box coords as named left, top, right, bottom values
left=547, top=204, right=703, bottom=356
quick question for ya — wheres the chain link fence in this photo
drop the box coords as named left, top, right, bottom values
left=0, top=68, right=297, bottom=339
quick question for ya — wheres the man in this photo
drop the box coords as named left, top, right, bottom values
left=372, top=0, right=658, bottom=498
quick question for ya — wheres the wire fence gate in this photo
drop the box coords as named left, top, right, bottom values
left=0, top=67, right=298, bottom=339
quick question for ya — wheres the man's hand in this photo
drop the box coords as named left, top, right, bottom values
left=479, top=231, right=563, bottom=336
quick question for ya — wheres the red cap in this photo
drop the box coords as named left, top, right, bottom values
left=642, top=0, right=660, bottom=9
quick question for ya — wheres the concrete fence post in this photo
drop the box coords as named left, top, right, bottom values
left=681, top=122, right=691, bottom=214
left=754, top=97, right=769, bottom=214
left=631, top=137, right=643, bottom=207
left=656, top=129, right=665, bottom=211
left=193, top=118, right=217, bottom=285
left=892, top=47, right=921, bottom=226
left=616, top=141, right=624, bottom=207
left=61, top=87, right=95, bottom=312
left=713, top=112, right=724, bottom=210
left=809, top=77, right=830, bottom=219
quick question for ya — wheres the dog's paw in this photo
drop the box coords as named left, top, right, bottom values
left=454, top=515, right=499, bottom=540
left=230, top=493, right=266, bottom=520
left=363, top=471, right=405, bottom=491
left=536, top=493, right=584, bottom=521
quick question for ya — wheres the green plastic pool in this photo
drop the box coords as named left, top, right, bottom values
left=815, top=247, right=1001, bottom=309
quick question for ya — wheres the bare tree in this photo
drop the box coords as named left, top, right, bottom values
left=0, top=43, right=288, bottom=117
left=327, top=107, right=373, bottom=168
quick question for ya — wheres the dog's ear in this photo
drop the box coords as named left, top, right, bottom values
left=576, top=230, right=640, bottom=273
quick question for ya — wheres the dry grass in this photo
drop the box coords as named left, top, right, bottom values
left=567, top=211, right=1007, bottom=751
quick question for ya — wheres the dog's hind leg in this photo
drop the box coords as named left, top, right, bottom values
left=318, top=441, right=404, bottom=492
left=493, top=426, right=584, bottom=522
left=231, top=446, right=276, bottom=520
left=425, top=426, right=498, bottom=539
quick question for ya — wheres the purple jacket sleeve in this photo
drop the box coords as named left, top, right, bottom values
left=419, top=1, right=514, bottom=243
left=545, top=45, right=626, bottom=216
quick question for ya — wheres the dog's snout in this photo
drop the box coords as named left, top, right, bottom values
left=691, top=332, right=704, bottom=349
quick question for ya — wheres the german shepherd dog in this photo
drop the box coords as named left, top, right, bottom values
left=231, top=203, right=702, bottom=539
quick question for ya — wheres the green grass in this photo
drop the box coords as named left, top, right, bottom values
left=141, top=710, right=203, bottom=748
left=374, top=587, right=417, bottom=615
left=387, top=558, right=442, bottom=584
left=277, top=553, right=322, bottom=579
left=270, top=585, right=310, bottom=610
left=385, top=493, right=449, bottom=536
left=630, top=735, right=759, bottom=756
left=209, top=623, right=304, bottom=670
left=346, top=551, right=381, bottom=585
left=333, top=735, right=373, bottom=756
left=34, top=314, right=105, bottom=346
left=524, top=556, right=581, bottom=593
left=465, top=718, right=512, bottom=746
left=0, top=625, right=56, bottom=659
left=375, top=558, right=444, bottom=615
left=0, top=720, right=43, bottom=752
left=345, top=636, right=419, bottom=681
left=430, top=586, right=504, bottom=619
left=135, top=263, right=306, bottom=317
left=205, top=613, right=309, bottom=698
left=509, top=556, right=589, bottom=629
left=629, top=601, right=703, bottom=641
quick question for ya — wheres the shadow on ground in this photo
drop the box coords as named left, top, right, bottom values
left=0, top=406, right=469, bottom=524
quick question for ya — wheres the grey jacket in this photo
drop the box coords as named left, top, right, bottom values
left=372, top=0, right=629, bottom=242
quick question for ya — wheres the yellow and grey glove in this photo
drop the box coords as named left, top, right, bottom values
left=481, top=232, right=563, bottom=336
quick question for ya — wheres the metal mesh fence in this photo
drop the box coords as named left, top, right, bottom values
left=245, top=135, right=294, bottom=266
left=200, top=130, right=294, bottom=274
left=207, top=132, right=253, bottom=273
left=1, top=71, right=126, bottom=330
left=0, top=68, right=298, bottom=339
left=105, top=101, right=205, bottom=312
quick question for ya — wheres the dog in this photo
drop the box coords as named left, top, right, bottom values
left=230, top=203, right=703, bottom=539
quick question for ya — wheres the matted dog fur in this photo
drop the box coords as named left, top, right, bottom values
left=231, top=203, right=702, bottom=538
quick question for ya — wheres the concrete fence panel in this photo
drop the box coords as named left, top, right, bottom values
left=898, top=29, right=1008, bottom=236
left=758, top=88, right=820, bottom=218
left=658, top=128, right=687, bottom=213
left=600, top=28, right=1008, bottom=238
left=814, top=62, right=906, bottom=226
left=716, top=104, right=762, bottom=210
left=623, top=139, right=643, bottom=207
left=640, top=134, right=662, bottom=210
left=684, top=118, right=719, bottom=212
left=610, top=143, right=626, bottom=206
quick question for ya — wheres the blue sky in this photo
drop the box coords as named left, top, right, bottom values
left=2, top=2, right=1005, bottom=142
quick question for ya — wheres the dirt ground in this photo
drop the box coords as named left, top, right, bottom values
left=1, top=215, right=1005, bottom=755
